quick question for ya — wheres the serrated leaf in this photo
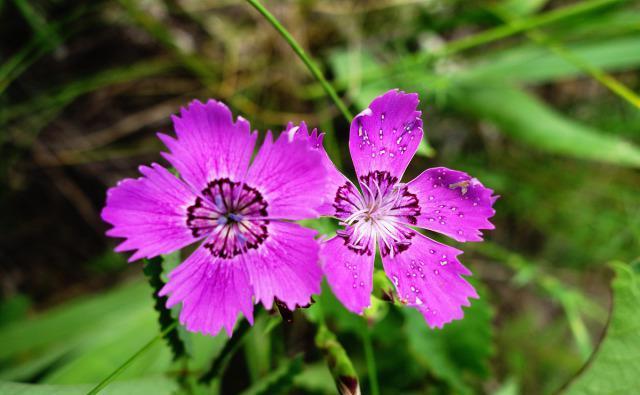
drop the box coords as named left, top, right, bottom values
left=143, top=257, right=187, bottom=361
left=449, top=84, right=640, bottom=167
left=404, top=281, right=494, bottom=395
left=561, top=262, right=640, bottom=395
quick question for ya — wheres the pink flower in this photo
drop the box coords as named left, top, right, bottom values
left=294, top=89, right=497, bottom=328
left=101, top=99, right=328, bottom=335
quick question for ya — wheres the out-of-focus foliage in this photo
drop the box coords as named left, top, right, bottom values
left=1, top=0, right=639, bottom=394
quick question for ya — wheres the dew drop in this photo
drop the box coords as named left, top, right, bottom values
left=440, top=260, right=448, bottom=266
left=433, top=269, right=439, bottom=275
left=428, top=195, right=434, bottom=201
left=429, top=249, right=435, bottom=254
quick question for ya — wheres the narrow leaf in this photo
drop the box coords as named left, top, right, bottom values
left=449, top=84, right=640, bottom=167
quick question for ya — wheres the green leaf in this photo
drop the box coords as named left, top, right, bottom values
left=239, top=356, right=303, bottom=395
left=449, top=84, right=640, bottom=167
left=199, top=319, right=251, bottom=384
left=143, top=256, right=187, bottom=361
left=404, top=281, right=495, bottom=395
left=561, top=262, right=640, bottom=395
left=461, top=34, right=640, bottom=84
left=0, top=377, right=179, bottom=395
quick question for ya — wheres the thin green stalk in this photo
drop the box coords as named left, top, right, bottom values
left=437, top=0, right=624, bottom=59
left=245, top=0, right=353, bottom=122
left=362, top=322, right=380, bottom=395
left=303, top=0, right=626, bottom=98
left=529, top=31, right=640, bottom=109
left=12, top=0, right=62, bottom=46
left=493, top=6, right=640, bottom=110
left=86, top=321, right=178, bottom=395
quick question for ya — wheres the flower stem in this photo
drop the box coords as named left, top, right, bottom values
left=86, top=321, right=178, bottom=395
left=362, top=321, right=380, bottom=395
left=245, top=0, right=353, bottom=122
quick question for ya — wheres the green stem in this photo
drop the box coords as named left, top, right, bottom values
left=303, top=0, right=625, bottom=98
left=438, top=0, right=623, bottom=58
left=245, top=0, right=353, bottom=122
left=362, top=321, right=380, bottom=395
left=492, top=5, right=640, bottom=110
left=86, top=321, right=178, bottom=395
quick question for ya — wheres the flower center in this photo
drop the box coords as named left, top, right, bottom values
left=334, top=171, right=420, bottom=258
left=186, top=178, right=269, bottom=259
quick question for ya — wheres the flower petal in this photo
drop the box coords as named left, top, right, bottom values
left=349, top=89, right=423, bottom=182
left=158, top=99, right=257, bottom=193
left=407, top=167, right=497, bottom=242
left=286, top=122, right=350, bottom=217
left=245, top=130, right=327, bottom=220
left=160, top=243, right=254, bottom=336
left=244, top=221, right=322, bottom=310
left=320, top=233, right=375, bottom=314
left=381, top=229, right=478, bottom=329
left=101, top=163, right=200, bottom=262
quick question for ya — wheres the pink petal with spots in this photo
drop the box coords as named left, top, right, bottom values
left=158, top=99, right=257, bottom=193
left=381, top=229, right=478, bottom=329
left=286, top=122, right=351, bottom=217
left=101, top=163, right=201, bottom=262
left=244, top=221, right=322, bottom=310
left=245, top=130, right=327, bottom=220
left=349, top=89, right=423, bottom=182
left=407, top=167, right=497, bottom=242
left=320, top=232, right=375, bottom=314
left=160, top=243, right=254, bottom=336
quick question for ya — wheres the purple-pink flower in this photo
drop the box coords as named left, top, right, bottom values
left=101, top=99, right=328, bottom=336
left=293, top=89, right=497, bottom=328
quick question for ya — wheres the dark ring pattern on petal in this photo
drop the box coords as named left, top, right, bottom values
left=186, top=178, right=270, bottom=259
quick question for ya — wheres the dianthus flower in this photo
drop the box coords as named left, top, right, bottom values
left=292, top=89, right=497, bottom=328
left=102, top=100, right=328, bottom=335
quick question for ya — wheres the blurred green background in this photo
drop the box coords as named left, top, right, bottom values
left=1, top=0, right=640, bottom=394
